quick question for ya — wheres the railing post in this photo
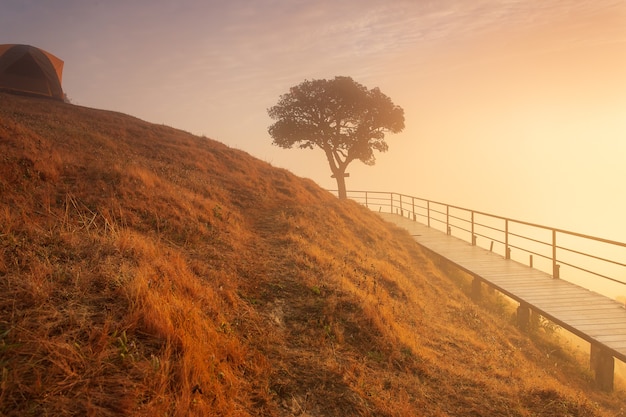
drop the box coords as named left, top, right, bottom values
left=365, top=191, right=368, bottom=208
left=427, top=201, right=431, bottom=227
left=446, top=205, right=450, bottom=235
left=591, top=343, right=615, bottom=391
left=390, top=193, right=393, bottom=214
left=471, top=211, right=476, bottom=246
left=517, top=302, right=531, bottom=331
left=399, top=194, right=403, bottom=217
left=505, top=219, right=510, bottom=259
left=552, top=229, right=560, bottom=279
left=412, top=197, right=416, bottom=221
left=472, top=276, right=482, bottom=301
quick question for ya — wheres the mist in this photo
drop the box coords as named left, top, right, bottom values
left=305, top=5, right=626, bottom=248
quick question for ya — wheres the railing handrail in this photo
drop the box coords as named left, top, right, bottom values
left=342, top=189, right=626, bottom=247
left=333, top=190, right=626, bottom=290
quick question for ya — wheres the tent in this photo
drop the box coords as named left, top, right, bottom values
left=0, top=44, right=64, bottom=100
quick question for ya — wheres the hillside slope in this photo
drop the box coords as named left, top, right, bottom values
left=0, top=92, right=624, bottom=416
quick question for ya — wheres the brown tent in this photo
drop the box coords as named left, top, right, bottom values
left=0, top=44, right=64, bottom=100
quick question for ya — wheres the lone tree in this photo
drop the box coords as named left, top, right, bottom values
left=267, top=76, right=405, bottom=199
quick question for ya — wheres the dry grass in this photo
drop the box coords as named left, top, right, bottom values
left=0, top=92, right=625, bottom=416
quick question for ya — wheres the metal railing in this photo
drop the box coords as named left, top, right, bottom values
left=337, top=190, right=626, bottom=294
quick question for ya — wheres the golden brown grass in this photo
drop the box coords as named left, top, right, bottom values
left=1, top=92, right=625, bottom=416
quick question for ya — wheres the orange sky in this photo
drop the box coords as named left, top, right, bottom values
left=2, top=0, right=626, bottom=239
left=348, top=4, right=626, bottom=239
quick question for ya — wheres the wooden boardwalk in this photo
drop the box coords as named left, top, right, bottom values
left=380, top=212, right=626, bottom=390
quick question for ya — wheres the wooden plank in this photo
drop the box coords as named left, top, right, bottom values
left=515, top=294, right=599, bottom=304
left=489, top=280, right=596, bottom=291
left=512, top=295, right=598, bottom=305
left=473, top=271, right=549, bottom=280
left=540, top=303, right=624, bottom=313
left=593, top=335, right=626, bottom=343
left=558, top=316, right=626, bottom=326
left=501, top=285, right=591, bottom=294
left=486, top=277, right=548, bottom=289
left=454, top=261, right=541, bottom=274
left=544, top=305, right=626, bottom=314
left=469, top=264, right=536, bottom=271
left=576, top=323, right=626, bottom=334
left=542, top=299, right=624, bottom=308
left=515, top=286, right=596, bottom=294
left=594, top=339, right=626, bottom=348
left=600, top=341, right=626, bottom=350
left=555, top=311, right=626, bottom=320
left=533, top=298, right=622, bottom=307
left=586, top=332, right=626, bottom=342
left=527, top=300, right=613, bottom=311
left=507, top=291, right=594, bottom=300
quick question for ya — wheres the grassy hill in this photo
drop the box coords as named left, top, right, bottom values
left=1, top=92, right=624, bottom=416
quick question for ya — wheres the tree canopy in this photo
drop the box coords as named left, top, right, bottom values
left=267, top=76, right=405, bottom=199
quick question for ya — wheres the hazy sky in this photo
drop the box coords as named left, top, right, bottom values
left=2, top=0, right=626, bottom=240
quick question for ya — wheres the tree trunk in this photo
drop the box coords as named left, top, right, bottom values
left=335, top=174, right=347, bottom=199
left=323, top=148, right=348, bottom=199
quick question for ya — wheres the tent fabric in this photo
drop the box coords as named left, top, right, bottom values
left=0, top=44, right=64, bottom=100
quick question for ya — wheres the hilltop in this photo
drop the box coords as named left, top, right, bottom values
left=0, top=92, right=624, bottom=416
